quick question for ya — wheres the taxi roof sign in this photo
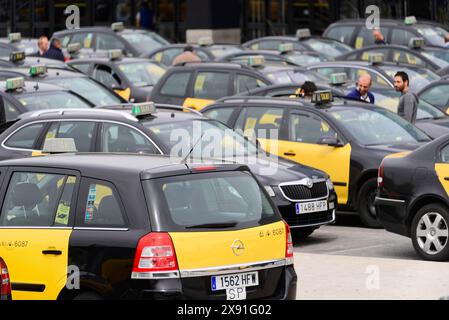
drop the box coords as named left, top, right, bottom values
left=29, top=65, right=47, bottom=77
left=312, top=90, right=333, bottom=105
left=131, top=102, right=157, bottom=117
left=8, top=32, right=21, bottom=43
left=111, top=22, right=125, bottom=32
left=9, top=51, right=26, bottom=63
left=296, top=28, right=311, bottom=39
left=369, top=52, right=384, bottom=64
left=404, top=16, right=417, bottom=25
left=67, top=42, right=82, bottom=54
left=409, top=37, right=425, bottom=49
left=198, top=37, right=213, bottom=46
left=5, top=77, right=25, bottom=91
left=42, top=138, right=78, bottom=154
left=108, top=49, right=123, bottom=60
left=330, top=72, right=348, bottom=85
left=279, top=43, right=294, bottom=53
left=247, top=55, right=266, bottom=67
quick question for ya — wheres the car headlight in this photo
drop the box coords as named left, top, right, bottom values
left=326, top=178, right=334, bottom=191
left=264, top=186, right=276, bottom=197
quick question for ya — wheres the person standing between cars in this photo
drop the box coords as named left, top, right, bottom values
left=44, top=38, right=65, bottom=62
left=37, top=36, right=49, bottom=57
left=373, top=28, right=387, bottom=45
left=172, top=45, right=201, bottom=65
left=297, top=81, right=318, bottom=102
left=345, top=74, right=375, bottom=104
left=394, top=71, right=419, bottom=123
left=136, top=0, right=155, bottom=30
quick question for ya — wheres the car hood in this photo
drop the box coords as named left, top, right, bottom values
left=416, top=120, right=449, bottom=139
left=364, top=142, right=424, bottom=153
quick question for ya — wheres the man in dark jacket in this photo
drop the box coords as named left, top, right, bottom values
left=345, top=74, right=375, bottom=104
left=44, top=38, right=65, bottom=62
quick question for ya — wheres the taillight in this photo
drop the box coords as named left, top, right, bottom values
left=378, top=160, right=385, bottom=188
left=131, top=233, right=179, bottom=279
left=0, top=258, right=12, bottom=300
left=284, top=222, right=294, bottom=265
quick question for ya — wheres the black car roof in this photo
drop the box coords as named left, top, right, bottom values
left=68, top=57, right=153, bottom=64
left=1, top=67, right=86, bottom=79
left=0, top=81, right=70, bottom=94
left=54, top=27, right=157, bottom=36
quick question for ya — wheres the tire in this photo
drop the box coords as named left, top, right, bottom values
left=291, top=227, right=316, bottom=241
left=411, top=204, right=449, bottom=261
left=357, top=177, right=383, bottom=229
left=73, top=291, right=103, bottom=300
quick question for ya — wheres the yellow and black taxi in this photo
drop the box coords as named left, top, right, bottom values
left=52, top=23, right=170, bottom=58
left=149, top=61, right=272, bottom=111
left=242, top=28, right=353, bottom=59
left=67, top=50, right=167, bottom=102
left=0, top=105, right=336, bottom=238
left=0, top=33, right=38, bottom=57
left=202, top=92, right=430, bottom=227
left=0, top=148, right=297, bottom=300
left=0, top=51, right=70, bottom=70
left=0, top=65, right=127, bottom=107
left=375, top=133, right=449, bottom=261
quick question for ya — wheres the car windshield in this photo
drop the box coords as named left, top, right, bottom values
left=267, top=69, right=327, bottom=84
left=151, top=171, right=275, bottom=229
left=380, top=65, right=440, bottom=92
left=329, top=107, right=431, bottom=145
left=420, top=51, right=449, bottom=68
left=416, top=25, right=446, bottom=47
left=45, top=77, right=122, bottom=106
left=121, top=32, right=169, bottom=53
left=287, top=53, right=324, bottom=66
left=209, top=45, right=243, bottom=58
left=145, top=119, right=259, bottom=158
left=421, top=49, right=449, bottom=65
left=118, top=61, right=166, bottom=87
left=18, top=91, right=91, bottom=110
left=302, top=38, right=352, bottom=57
left=16, top=41, right=38, bottom=55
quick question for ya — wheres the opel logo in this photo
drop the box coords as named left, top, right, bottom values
left=306, top=178, right=314, bottom=189
left=231, top=240, right=245, bottom=256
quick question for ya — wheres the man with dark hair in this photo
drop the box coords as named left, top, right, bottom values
left=43, top=38, right=65, bottom=62
left=394, top=71, right=418, bottom=123
left=172, top=45, right=201, bottom=65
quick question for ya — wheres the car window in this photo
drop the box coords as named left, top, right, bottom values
left=235, top=107, right=284, bottom=139
left=160, top=72, right=191, bottom=97
left=100, top=123, right=160, bottom=154
left=3, top=99, right=20, bottom=122
left=70, top=63, right=90, bottom=74
left=18, top=92, right=92, bottom=110
left=0, top=172, right=72, bottom=227
left=154, top=48, right=183, bottom=66
left=69, top=32, right=94, bottom=49
left=203, top=108, right=236, bottom=126
left=44, top=122, right=96, bottom=152
left=5, top=123, right=46, bottom=150
left=92, top=64, right=122, bottom=88
left=420, top=85, right=449, bottom=109
left=289, top=112, right=337, bottom=144
left=391, top=29, right=416, bottom=46
left=0, top=46, right=11, bottom=57
left=326, top=26, right=356, bottom=45
left=235, top=74, right=267, bottom=94
left=441, top=144, right=449, bottom=163
left=391, top=49, right=425, bottom=66
left=79, top=180, right=125, bottom=227
left=193, top=72, right=230, bottom=100
left=354, top=27, right=377, bottom=49
left=118, top=62, right=166, bottom=87
left=96, top=33, right=126, bottom=51
left=360, top=48, right=390, bottom=61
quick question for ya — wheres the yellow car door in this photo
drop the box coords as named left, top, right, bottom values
left=0, top=171, right=78, bottom=300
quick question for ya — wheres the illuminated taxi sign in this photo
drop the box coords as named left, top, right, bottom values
left=404, top=16, right=417, bottom=25
left=8, top=32, right=21, bottom=43
left=198, top=37, right=213, bottom=47
left=108, top=49, right=123, bottom=60
left=9, top=51, right=26, bottom=63
left=330, top=72, right=347, bottom=85
left=111, top=22, right=125, bottom=32
left=279, top=43, right=294, bottom=53
left=312, top=90, right=333, bottom=105
left=42, top=138, right=77, bottom=154
left=296, top=28, right=311, bottom=39
left=409, top=37, right=425, bottom=49
left=369, top=52, right=384, bottom=64
left=5, top=77, right=25, bottom=91
left=29, top=65, right=47, bottom=77
left=247, top=55, right=266, bottom=67
left=131, top=102, right=157, bottom=117
left=67, top=42, right=82, bottom=54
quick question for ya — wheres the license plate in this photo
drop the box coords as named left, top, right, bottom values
left=211, top=272, right=259, bottom=291
left=295, top=200, right=328, bottom=215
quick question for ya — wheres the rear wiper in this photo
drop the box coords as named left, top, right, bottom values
left=185, top=221, right=238, bottom=229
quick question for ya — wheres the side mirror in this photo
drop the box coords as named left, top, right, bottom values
left=318, top=137, right=344, bottom=147
left=111, top=83, right=126, bottom=91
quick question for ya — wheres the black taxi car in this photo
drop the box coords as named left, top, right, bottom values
left=375, top=134, right=449, bottom=261
left=0, top=105, right=337, bottom=238
left=202, top=93, right=429, bottom=227
left=0, top=150, right=297, bottom=300
left=0, top=51, right=69, bottom=69
left=67, top=50, right=167, bottom=102
left=0, top=33, right=38, bottom=57
left=418, top=78, right=449, bottom=115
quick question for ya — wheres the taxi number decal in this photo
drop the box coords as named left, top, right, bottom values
left=0, top=241, right=28, bottom=248
left=259, top=228, right=284, bottom=238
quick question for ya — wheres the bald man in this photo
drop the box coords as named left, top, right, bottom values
left=345, top=74, right=375, bottom=104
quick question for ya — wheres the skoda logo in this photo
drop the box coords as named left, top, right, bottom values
left=231, top=240, right=245, bottom=256
left=306, top=179, right=314, bottom=189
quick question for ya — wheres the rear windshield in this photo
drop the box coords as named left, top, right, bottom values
left=145, top=171, right=278, bottom=231
left=17, top=91, right=91, bottom=110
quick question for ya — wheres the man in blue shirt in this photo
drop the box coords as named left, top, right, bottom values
left=345, top=74, right=375, bottom=104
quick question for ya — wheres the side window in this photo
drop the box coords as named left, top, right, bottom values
left=289, top=112, right=337, bottom=144
left=96, top=34, right=126, bottom=51
left=257, top=40, right=282, bottom=50
left=44, top=122, right=96, bottom=152
left=3, top=99, right=21, bottom=122
left=160, top=72, right=191, bottom=97
left=441, top=144, right=449, bottom=163
left=203, top=108, right=236, bottom=126
left=70, top=63, right=90, bottom=74
left=354, top=27, right=377, bottom=49
left=100, top=123, right=160, bottom=154
left=78, top=180, right=125, bottom=227
left=0, top=46, right=11, bottom=57
left=0, top=172, right=74, bottom=227
left=326, top=26, right=356, bottom=45
left=314, top=67, right=346, bottom=78
left=347, top=68, right=389, bottom=88
left=193, top=72, right=230, bottom=100
left=235, top=74, right=267, bottom=94
left=391, top=29, right=416, bottom=46
left=235, top=107, right=284, bottom=139
left=360, top=48, right=389, bottom=61
left=391, top=49, right=424, bottom=66
left=69, top=32, right=94, bottom=49
left=5, top=123, right=46, bottom=150
left=159, top=48, right=183, bottom=66
left=93, top=64, right=122, bottom=88
left=420, top=85, right=449, bottom=109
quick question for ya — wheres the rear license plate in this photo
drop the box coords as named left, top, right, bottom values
left=211, top=272, right=259, bottom=291
left=295, top=200, right=328, bottom=215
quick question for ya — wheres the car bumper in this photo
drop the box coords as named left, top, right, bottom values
left=375, top=196, right=410, bottom=237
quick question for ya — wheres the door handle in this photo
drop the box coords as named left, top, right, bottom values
left=284, top=151, right=296, bottom=157
left=445, top=177, right=449, bottom=181
left=42, top=250, right=62, bottom=256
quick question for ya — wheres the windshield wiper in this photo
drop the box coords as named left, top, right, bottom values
left=185, top=221, right=238, bottom=229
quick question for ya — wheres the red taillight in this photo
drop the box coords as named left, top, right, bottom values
left=0, top=258, right=12, bottom=300
left=284, top=222, right=294, bottom=265
left=132, top=233, right=179, bottom=279
left=378, top=160, right=385, bottom=188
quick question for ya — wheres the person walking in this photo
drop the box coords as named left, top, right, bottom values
left=345, top=74, right=375, bottom=104
left=394, top=71, right=419, bottom=123
left=43, top=38, right=65, bottom=62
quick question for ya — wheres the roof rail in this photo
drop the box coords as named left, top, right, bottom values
left=155, top=104, right=203, bottom=116
left=216, top=95, right=306, bottom=106
left=19, top=108, right=138, bottom=122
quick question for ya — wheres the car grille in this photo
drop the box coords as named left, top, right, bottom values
left=279, top=206, right=334, bottom=227
left=280, top=181, right=328, bottom=201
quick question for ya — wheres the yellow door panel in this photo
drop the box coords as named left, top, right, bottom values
left=114, top=88, right=131, bottom=101
left=170, top=221, right=286, bottom=270
left=0, top=229, right=71, bottom=300
left=435, top=164, right=449, bottom=197
left=183, top=98, right=215, bottom=111
left=259, top=138, right=352, bottom=205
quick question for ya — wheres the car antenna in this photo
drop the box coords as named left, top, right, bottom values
left=181, top=131, right=205, bottom=164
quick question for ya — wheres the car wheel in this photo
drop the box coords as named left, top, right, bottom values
left=411, top=204, right=449, bottom=261
left=291, top=227, right=316, bottom=241
left=73, top=291, right=103, bottom=300
left=357, top=178, right=383, bottom=229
